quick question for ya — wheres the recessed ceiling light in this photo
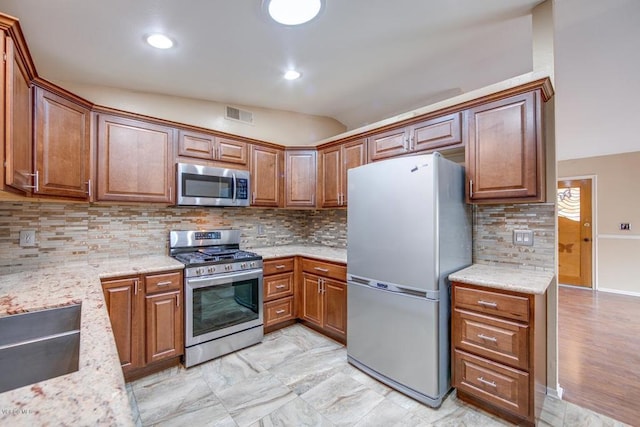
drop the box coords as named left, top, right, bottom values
left=146, top=34, right=174, bottom=49
left=267, top=0, right=323, bottom=26
left=284, top=70, right=301, bottom=80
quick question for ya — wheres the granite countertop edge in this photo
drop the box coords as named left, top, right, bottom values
left=448, top=263, right=554, bottom=295
left=0, top=255, right=184, bottom=426
left=251, top=244, right=347, bottom=264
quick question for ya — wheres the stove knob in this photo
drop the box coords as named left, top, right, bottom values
left=241, top=263, right=246, bottom=269
left=250, top=262, right=256, bottom=268
left=196, top=267, right=204, bottom=276
left=208, top=266, right=215, bottom=274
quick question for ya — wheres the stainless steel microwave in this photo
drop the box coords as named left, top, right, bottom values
left=176, top=163, right=250, bottom=207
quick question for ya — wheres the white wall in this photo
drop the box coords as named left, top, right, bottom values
left=56, top=81, right=347, bottom=147
left=554, top=0, right=640, bottom=161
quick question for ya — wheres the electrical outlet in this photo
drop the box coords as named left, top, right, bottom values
left=620, top=223, right=631, bottom=231
left=513, top=230, right=534, bottom=246
left=19, top=230, right=36, bottom=247
left=257, top=224, right=265, bottom=236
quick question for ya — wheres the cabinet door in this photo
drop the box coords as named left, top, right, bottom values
left=33, top=87, right=91, bottom=199
left=4, top=36, right=32, bottom=193
left=319, top=146, right=341, bottom=208
left=216, top=137, right=247, bottom=165
left=177, top=130, right=214, bottom=160
left=300, top=273, right=323, bottom=326
left=466, top=92, right=542, bottom=203
left=367, top=127, right=408, bottom=162
left=341, top=138, right=366, bottom=205
left=250, top=144, right=282, bottom=207
left=285, top=149, right=316, bottom=207
left=102, top=277, right=144, bottom=373
left=411, top=113, right=462, bottom=152
left=97, top=114, right=175, bottom=203
left=145, top=290, right=183, bottom=364
left=323, top=278, right=347, bottom=339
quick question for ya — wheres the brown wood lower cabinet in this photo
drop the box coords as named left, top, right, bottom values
left=102, top=269, right=183, bottom=381
left=263, top=257, right=296, bottom=332
left=451, top=282, right=546, bottom=426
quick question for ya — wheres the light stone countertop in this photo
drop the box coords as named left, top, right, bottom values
left=448, top=263, right=554, bottom=295
left=252, top=245, right=347, bottom=264
left=0, top=256, right=184, bottom=427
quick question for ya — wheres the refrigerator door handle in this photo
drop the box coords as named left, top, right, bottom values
left=348, top=278, right=437, bottom=300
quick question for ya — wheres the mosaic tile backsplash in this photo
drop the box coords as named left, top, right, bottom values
left=473, top=203, right=556, bottom=272
left=0, top=202, right=347, bottom=274
left=0, top=200, right=553, bottom=274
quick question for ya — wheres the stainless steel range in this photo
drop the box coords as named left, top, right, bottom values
left=170, top=229, right=263, bottom=368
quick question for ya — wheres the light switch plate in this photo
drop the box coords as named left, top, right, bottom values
left=513, top=230, right=534, bottom=246
left=19, top=230, right=36, bottom=247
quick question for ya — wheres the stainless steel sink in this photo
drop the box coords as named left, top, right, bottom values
left=0, top=303, right=81, bottom=393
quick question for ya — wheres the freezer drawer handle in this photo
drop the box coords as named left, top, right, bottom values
left=349, top=276, right=371, bottom=285
left=477, top=334, right=497, bottom=343
left=477, top=300, right=498, bottom=308
left=477, top=377, right=497, bottom=388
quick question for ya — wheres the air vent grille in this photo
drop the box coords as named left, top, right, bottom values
left=225, top=106, right=254, bottom=124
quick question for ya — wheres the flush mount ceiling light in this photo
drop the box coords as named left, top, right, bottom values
left=266, top=0, right=324, bottom=26
left=283, top=69, right=301, bottom=80
left=146, top=33, right=174, bottom=49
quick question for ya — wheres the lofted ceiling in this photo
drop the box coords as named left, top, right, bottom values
left=0, top=0, right=544, bottom=130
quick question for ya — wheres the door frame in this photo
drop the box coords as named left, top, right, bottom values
left=557, top=174, right=597, bottom=289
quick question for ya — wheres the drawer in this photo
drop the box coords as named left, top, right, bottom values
left=264, top=296, right=295, bottom=327
left=301, top=258, right=346, bottom=282
left=144, top=271, right=182, bottom=294
left=453, top=309, right=529, bottom=370
left=453, top=285, right=530, bottom=322
left=453, top=349, right=530, bottom=419
left=264, top=272, right=294, bottom=301
left=263, top=257, right=295, bottom=275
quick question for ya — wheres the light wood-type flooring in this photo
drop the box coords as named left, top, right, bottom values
left=559, top=286, right=640, bottom=426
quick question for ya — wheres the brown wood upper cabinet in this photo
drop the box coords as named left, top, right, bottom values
left=178, top=129, right=247, bottom=166
left=368, top=113, right=462, bottom=162
left=285, top=149, right=316, bottom=208
left=33, top=85, right=91, bottom=199
left=250, top=144, right=283, bottom=207
left=465, top=91, right=544, bottom=204
left=97, top=114, right=175, bottom=203
left=318, top=138, right=366, bottom=208
left=3, top=34, right=33, bottom=193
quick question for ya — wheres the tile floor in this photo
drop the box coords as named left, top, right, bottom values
left=127, top=324, right=628, bottom=426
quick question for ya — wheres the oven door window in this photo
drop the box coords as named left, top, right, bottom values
left=182, top=173, right=233, bottom=200
left=192, top=277, right=259, bottom=337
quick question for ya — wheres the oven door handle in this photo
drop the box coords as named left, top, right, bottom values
left=186, top=270, right=263, bottom=289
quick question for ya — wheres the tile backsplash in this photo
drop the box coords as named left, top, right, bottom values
left=0, top=202, right=347, bottom=274
left=473, top=203, right=556, bottom=272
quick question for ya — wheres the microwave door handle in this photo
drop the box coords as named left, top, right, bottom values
left=232, top=173, right=237, bottom=203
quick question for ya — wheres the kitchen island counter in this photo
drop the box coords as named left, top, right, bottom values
left=0, top=256, right=184, bottom=426
left=449, top=263, right=554, bottom=295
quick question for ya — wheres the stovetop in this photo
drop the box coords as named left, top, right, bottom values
left=174, top=249, right=262, bottom=266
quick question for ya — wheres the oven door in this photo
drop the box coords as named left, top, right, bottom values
left=185, top=269, right=263, bottom=347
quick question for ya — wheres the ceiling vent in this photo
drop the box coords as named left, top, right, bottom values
left=225, top=106, right=254, bottom=124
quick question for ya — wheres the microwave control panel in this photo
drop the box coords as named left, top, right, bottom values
left=236, top=179, right=248, bottom=200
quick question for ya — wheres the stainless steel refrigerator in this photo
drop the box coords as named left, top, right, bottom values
left=346, top=152, right=471, bottom=407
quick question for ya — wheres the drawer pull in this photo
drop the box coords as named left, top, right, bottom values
left=477, top=334, right=497, bottom=342
left=477, top=377, right=497, bottom=388
left=275, top=284, right=286, bottom=289
left=477, top=300, right=498, bottom=308
left=275, top=265, right=286, bottom=269
left=156, top=281, right=173, bottom=287
left=275, top=309, right=286, bottom=314
left=314, top=267, right=329, bottom=272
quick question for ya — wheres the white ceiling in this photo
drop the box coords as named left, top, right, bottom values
left=0, top=0, right=544, bottom=130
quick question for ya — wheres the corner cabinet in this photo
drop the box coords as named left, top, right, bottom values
left=285, top=149, right=317, bottom=208
left=96, top=114, right=175, bottom=203
left=250, top=144, right=283, bottom=207
left=451, top=282, right=546, bottom=426
left=318, top=138, right=366, bottom=208
left=33, top=84, right=92, bottom=199
left=299, top=258, right=347, bottom=343
left=102, top=269, right=183, bottom=381
left=465, top=91, right=544, bottom=204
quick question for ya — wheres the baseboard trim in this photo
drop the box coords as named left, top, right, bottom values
left=546, top=385, right=564, bottom=399
left=597, top=287, right=640, bottom=298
